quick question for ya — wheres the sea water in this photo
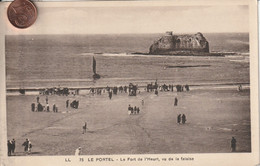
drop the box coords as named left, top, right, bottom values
left=5, top=33, right=249, bottom=89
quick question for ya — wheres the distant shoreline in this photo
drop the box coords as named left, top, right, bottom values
left=6, top=82, right=250, bottom=95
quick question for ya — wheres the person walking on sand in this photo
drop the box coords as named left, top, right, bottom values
left=75, top=147, right=82, bottom=155
left=174, top=97, right=178, bottom=106
left=36, top=96, right=40, bottom=103
left=82, top=122, right=87, bottom=134
left=182, top=114, right=186, bottom=124
left=231, top=137, right=237, bottom=152
left=177, top=114, right=181, bottom=124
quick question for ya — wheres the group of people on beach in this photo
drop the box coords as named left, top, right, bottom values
left=22, top=138, right=33, bottom=154
left=31, top=96, right=59, bottom=113
left=31, top=95, right=83, bottom=113
left=7, top=138, right=33, bottom=156
left=68, top=100, right=79, bottom=109
left=31, top=103, right=59, bottom=113
left=146, top=81, right=190, bottom=93
left=177, top=114, right=187, bottom=124
left=39, top=86, right=72, bottom=96
left=31, top=103, right=58, bottom=113
left=128, top=105, right=141, bottom=115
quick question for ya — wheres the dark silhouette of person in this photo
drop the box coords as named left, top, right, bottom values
left=31, top=103, right=35, bottom=112
left=134, top=106, right=137, bottom=114
left=11, top=139, right=15, bottom=154
left=46, top=104, right=50, bottom=112
left=37, top=103, right=43, bottom=112
left=137, top=107, right=140, bottom=114
left=7, top=140, right=12, bottom=156
left=36, top=96, right=40, bottom=103
left=177, top=114, right=181, bottom=124
left=130, top=107, right=133, bottom=115
left=109, top=91, right=112, bottom=99
left=128, top=105, right=131, bottom=111
left=82, top=122, right=87, bottom=134
left=174, top=97, right=178, bottom=106
left=76, top=101, right=79, bottom=109
left=66, top=100, right=69, bottom=108
left=182, top=114, right=186, bottom=124
left=231, top=137, right=237, bottom=152
left=45, top=96, right=48, bottom=104
left=53, top=104, right=56, bottom=112
left=22, top=139, right=29, bottom=152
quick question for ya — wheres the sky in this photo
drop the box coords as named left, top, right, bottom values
left=6, top=3, right=249, bottom=34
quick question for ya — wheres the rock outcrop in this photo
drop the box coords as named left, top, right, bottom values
left=149, top=32, right=209, bottom=55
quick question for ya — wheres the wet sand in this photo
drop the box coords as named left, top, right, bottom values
left=6, top=87, right=250, bottom=156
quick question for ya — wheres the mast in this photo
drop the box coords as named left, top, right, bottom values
left=93, top=56, right=96, bottom=74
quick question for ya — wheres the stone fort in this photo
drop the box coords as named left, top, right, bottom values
left=149, top=31, right=209, bottom=55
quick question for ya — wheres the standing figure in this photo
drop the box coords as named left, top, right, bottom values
left=231, top=137, right=237, bottom=152
left=7, top=140, right=12, bottom=156
left=46, top=103, right=50, bottom=112
left=177, top=114, right=181, bottom=124
left=36, top=96, right=40, bottom=103
left=66, top=100, right=69, bottom=108
left=137, top=107, right=140, bottom=114
left=53, top=104, right=56, bottom=112
left=28, top=140, right=32, bottom=154
left=82, top=122, right=87, bottom=134
left=22, top=139, right=29, bottom=153
left=75, top=147, right=82, bottom=155
left=130, top=107, right=134, bottom=115
left=174, top=97, right=178, bottom=106
left=45, top=96, right=48, bottom=104
left=182, top=114, right=186, bottom=124
left=31, top=103, right=35, bottom=112
left=109, top=91, right=112, bottom=99
left=11, top=139, right=15, bottom=154
left=128, top=105, right=132, bottom=115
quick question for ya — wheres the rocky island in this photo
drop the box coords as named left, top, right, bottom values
left=148, top=31, right=223, bottom=56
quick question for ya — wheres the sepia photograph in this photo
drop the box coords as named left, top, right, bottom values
left=0, top=0, right=259, bottom=165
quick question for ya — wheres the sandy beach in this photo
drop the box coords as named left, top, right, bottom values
left=6, top=86, right=250, bottom=156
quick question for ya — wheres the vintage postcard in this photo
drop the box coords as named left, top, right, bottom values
left=0, top=0, right=259, bottom=166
